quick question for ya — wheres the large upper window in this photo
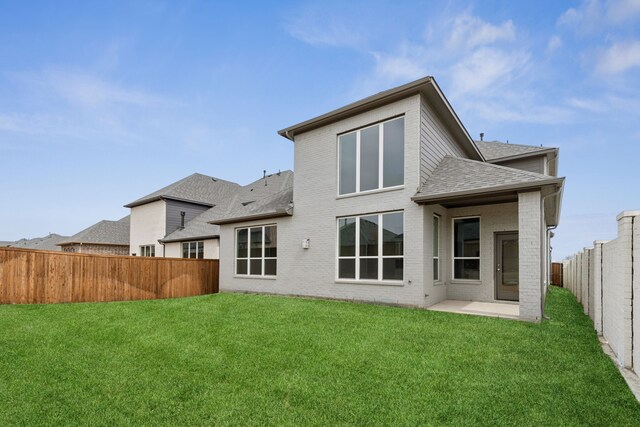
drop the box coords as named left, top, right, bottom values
left=337, top=211, right=404, bottom=282
left=453, top=217, right=480, bottom=280
left=338, top=117, right=404, bottom=195
left=182, top=241, right=204, bottom=259
left=236, top=225, right=277, bottom=277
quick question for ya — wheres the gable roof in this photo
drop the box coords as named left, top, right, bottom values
left=124, top=173, right=241, bottom=208
left=278, top=76, right=483, bottom=161
left=412, top=156, right=563, bottom=205
left=210, top=187, right=294, bottom=225
left=163, top=170, right=294, bottom=239
left=474, top=140, right=556, bottom=162
left=58, top=216, right=130, bottom=246
left=7, top=233, right=69, bottom=251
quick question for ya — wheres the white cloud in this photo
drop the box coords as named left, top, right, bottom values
left=448, top=13, right=515, bottom=51
left=565, top=97, right=606, bottom=112
left=546, top=36, right=563, bottom=54
left=284, top=5, right=367, bottom=49
left=595, top=40, right=640, bottom=74
left=558, top=0, right=640, bottom=34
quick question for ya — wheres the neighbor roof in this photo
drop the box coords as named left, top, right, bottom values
left=278, top=76, right=484, bottom=161
left=412, top=156, right=563, bottom=205
left=8, top=233, right=69, bottom=251
left=474, top=140, right=556, bottom=162
left=58, top=216, right=130, bottom=246
left=124, top=173, right=241, bottom=208
left=163, top=170, right=294, bottom=239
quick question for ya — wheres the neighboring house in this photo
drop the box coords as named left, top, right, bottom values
left=6, top=233, right=69, bottom=251
left=160, top=171, right=293, bottom=259
left=211, top=76, right=564, bottom=322
left=57, top=216, right=130, bottom=255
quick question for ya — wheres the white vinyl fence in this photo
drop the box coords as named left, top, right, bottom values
left=563, top=211, right=640, bottom=374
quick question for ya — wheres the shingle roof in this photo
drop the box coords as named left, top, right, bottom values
left=7, top=233, right=69, bottom=251
left=413, top=156, right=562, bottom=202
left=162, top=170, right=294, bottom=239
left=0, top=241, right=13, bottom=247
left=58, top=216, right=130, bottom=246
left=124, top=173, right=241, bottom=208
left=211, top=187, right=294, bottom=225
left=474, top=140, right=554, bottom=161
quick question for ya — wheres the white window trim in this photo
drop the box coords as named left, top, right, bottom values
left=336, top=211, right=404, bottom=284
left=140, top=245, right=155, bottom=257
left=235, top=224, right=277, bottom=278
left=337, top=116, right=405, bottom=197
left=433, top=214, right=441, bottom=283
left=451, top=216, right=481, bottom=282
left=182, top=241, right=204, bottom=259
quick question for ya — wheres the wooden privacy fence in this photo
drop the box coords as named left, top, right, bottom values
left=551, top=262, right=563, bottom=286
left=0, top=247, right=219, bottom=304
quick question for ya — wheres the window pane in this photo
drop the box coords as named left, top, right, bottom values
left=433, top=216, right=439, bottom=257
left=338, top=259, right=356, bottom=279
left=182, top=243, right=188, bottom=258
left=250, top=227, right=263, bottom=258
left=250, top=259, right=262, bottom=276
left=339, top=133, right=357, bottom=195
left=383, top=258, right=403, bottom=281
left=454, top=259, right=480, bottom=280
left=237, top=229, right=248, bottom=258
left=339, top=218, right=356, bottom=257
left=197, top=242, right=204, bottom=259
left=265, top=259, right=277, bottom=276
left=382, top=212, right=404, bottom=256
left=360, top=125, right=379, bottom=191
left=359, top=215, right=378, bottom=256
left=190, top=242, right=197, bottom=259
left=383, top=117, right=404, bottom=187
left=264, top=226, right=277, bottom=257
left=454, top=218, right=480, bottom=258
left=433, top=258, right=439, bottom=281
left=150, top=246, right=155, bottom=257
left=236, top=259, right=247, bottom=275
left=359, top=258, right=378, bottom=280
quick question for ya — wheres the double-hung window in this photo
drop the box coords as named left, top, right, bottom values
left=433, top=215, right=440, bottom=281
left=453, top=217, right=480, bottom=280
left=236, top=225, right=277, bottom=277
left=337, top=211, right=404, bottom=282
left=182, top=241, right=204, bottom=259
left=338, top=116, right=404, bottom=195
left=140, top=245, right=155, bottom=257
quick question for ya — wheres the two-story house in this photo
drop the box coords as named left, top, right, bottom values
left=210, top=76, right=564, bottom=322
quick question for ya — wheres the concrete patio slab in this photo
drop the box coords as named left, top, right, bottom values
left=428, top=300, right=519, bottom=320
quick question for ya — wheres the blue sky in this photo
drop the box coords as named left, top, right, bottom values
left=0, top=0, right=639, bottom=259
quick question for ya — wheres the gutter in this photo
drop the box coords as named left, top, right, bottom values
left=485, top=148, right=557, bottom=164
left=209, top=209, right=292, bottom=225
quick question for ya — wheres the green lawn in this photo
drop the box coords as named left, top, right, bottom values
left=0, top=286, right=638, bottom=426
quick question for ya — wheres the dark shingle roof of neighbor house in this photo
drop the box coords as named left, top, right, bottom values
left=124, top=173, right=242, bottom=208
left=412, top=156, right=563, bottom=203
left=0, top=241, right=13, bottom=247
left=7, top=233, right=69, bottom=251
left=58, top=216, right=130, bottom=246
left=474, top=140, right=555, bottom=161
left=162, top=171, right=294, bottom=240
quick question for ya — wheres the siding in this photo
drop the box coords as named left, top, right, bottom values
left=495, top=155, right=545, bottom=174
left=419, top=96, right=467, bottom=184
left=165, top=200, right=209, bottom=236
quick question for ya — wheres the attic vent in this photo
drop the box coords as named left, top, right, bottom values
left=211, top=178, right=217, bottom=182
left=241, top=201, right=255, bottom=206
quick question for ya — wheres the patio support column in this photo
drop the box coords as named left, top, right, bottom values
left=518, top=191, right=543, bottom=322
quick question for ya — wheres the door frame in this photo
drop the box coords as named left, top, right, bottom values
left=495, top=231, right=519, bottom=302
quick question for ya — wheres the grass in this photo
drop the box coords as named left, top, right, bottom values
left=0, top=286, right=638, bottom=426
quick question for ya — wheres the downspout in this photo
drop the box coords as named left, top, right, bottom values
left=540, top=186, right=562, bottom=319
left=158, top=240, right=165, bottom=258
left=631, top=216, right=635, bottom=370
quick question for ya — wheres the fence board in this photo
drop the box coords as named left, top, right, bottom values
left=0, top=247, right=218, bottom=304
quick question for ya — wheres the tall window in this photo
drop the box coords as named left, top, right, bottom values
left=338, top=211, right=403, bottom=282
left=433, top=215, right=440, bottom=281
left=453, top=217, right=480, bottom=280
left=140, top=245, right=155, bottom=257
left=182, top=241, right=204, bottom=259
left=338, top=117, right=404, bottom=195
left=236, top=225, right=277, bottom=277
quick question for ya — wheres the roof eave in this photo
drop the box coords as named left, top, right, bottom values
left=160, top=234, right=220, bottom=243
left=124, top=196, right=214, bottom=209
left=57, top=242, right=129, bottom=247
left=486, top=147, right=558, bottom=164
left=209, top=210, right=292, bottom=225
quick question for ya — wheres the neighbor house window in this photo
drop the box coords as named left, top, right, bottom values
left=338, top=116, right=404, bottom=195
left=433, top=215, right=440, bottom=281
left=236, top=225, right=277, bottom=276
left=337, top=211, right=403, bottom=282
left=140, top=245, right=155, bottom=257
left=182, top=241, right=204, bottom=259
left=453, top=217, right=480, bottom=280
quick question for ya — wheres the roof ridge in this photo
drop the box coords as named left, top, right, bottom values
left=475, top=140, right=553, bottom=150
